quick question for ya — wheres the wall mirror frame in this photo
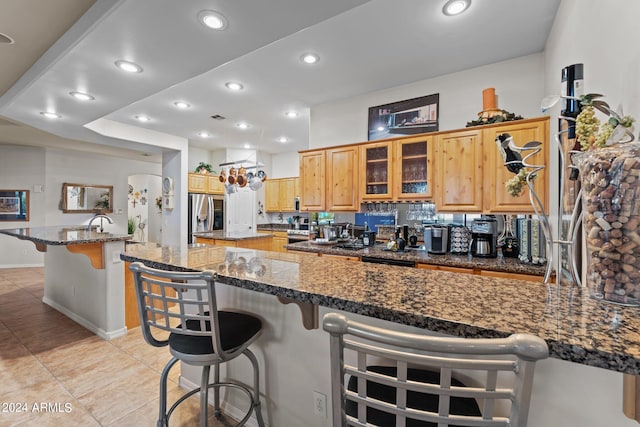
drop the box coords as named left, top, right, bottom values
left=62, top=183, right=113, bottom=214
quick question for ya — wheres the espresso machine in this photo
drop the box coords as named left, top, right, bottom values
left=470, top=218, right=498, bottom=258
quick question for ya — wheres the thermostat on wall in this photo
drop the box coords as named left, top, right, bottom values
left=163, top=195, right=174, bottom=210
left=162, top=176, right=174, bottom=195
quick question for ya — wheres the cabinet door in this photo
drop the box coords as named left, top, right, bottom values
left=326, top=146, right=359, bottom=211
left=279, top=178, right=298, bottom=211
left=435, top=130, right=483, bottom=212
left=206, top=175, right=224, bottom=194
left=482, top=118, right=549, bottom=213
left=360, top=141, right=393, bottom=200
left=188, top=173, right=207, bottom=193
left=394, top=136, right=433, bottom=200
left=265, top=179, right=280, bottom=212
left=299, top=150, right=326, bottom=211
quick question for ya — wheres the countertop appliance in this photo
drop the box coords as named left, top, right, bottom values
left=188, top=193, right=224, bottom=244
left=470, top=218, right=498, bottom=258
left=428, top=225, right=449, bottom=255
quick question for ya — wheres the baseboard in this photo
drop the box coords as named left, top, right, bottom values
left=178, top=375, right=262, bottom=427
left=42, top=296, right=127, bottom=340
left=0, top=263, right=45, bottom=268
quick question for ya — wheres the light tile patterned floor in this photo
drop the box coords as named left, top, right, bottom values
left=0, top=267, right=236, bottom=426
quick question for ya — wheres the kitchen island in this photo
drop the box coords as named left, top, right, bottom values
left=0, top=226, right=132, bottom=339
left=192, top=230, right=273, bottom=251
left=120, top=242, right=640, bottom=426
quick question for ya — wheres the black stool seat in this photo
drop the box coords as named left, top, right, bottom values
left=170, top=311, right=262, bottom=355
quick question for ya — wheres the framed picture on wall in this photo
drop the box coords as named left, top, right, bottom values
left=0, top=190, right=30, bottom=221
left=368, top=93, right=439, bottom=141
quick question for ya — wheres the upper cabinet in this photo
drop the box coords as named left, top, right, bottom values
left=188, top=173, right=224, bottom=195
left=326, top=146, right=359, bottom=211
left=434, top=129, right=483, bottom=212
left=298, top=116, right=549, bottom=214
left=482, top=117, right=549, bottom=213
left=360, top=141, right=393, bottom=201
left=266, top=177, right=300, bottom=212
left=393, top=135, right=433, bottom=200
left=299, top=150, right=326, bottom=212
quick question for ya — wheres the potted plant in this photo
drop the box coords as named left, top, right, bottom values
left=128, top=217, right=137, bottom=235
left=195, top=162, right=215, bottom=175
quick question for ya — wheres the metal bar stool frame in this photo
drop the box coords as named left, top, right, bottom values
left=129, top=262, right=266, bottom=427
left=323, top=312, right=549, bottom=427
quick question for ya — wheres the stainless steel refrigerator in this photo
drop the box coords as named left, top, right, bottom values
left=188, top=193, right=224, bottom=243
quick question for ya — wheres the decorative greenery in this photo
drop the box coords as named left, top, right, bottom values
left=575, top=93, right=636, bottom=151
left=127, top=217, right=137, bottom=235
left=195, top=162, right=215, bottom=174
left=94, top=191, right=110, bottom=210
left=466, top=109, right=523, bottom=127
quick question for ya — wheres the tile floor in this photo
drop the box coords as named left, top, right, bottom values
left=0, top=267, right=236, bottom=426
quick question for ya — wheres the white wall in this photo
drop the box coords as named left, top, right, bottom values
left=0, top=145, right=161, bottom=268
left=127, top=174, right=162, bottom=243
left=0, top=145, right=46, bottom=267
left=308, top=53, right=545, bottom=149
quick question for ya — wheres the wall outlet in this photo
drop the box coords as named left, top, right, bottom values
left=313, top=391, right=327, bottom=417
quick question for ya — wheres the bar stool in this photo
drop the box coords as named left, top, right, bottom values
left=323, top=312, right=548, bottom=427
left=129, top=262, right=266, bottom=427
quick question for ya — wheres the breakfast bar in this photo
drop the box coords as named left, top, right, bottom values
left=0, top=226, right=132, bottom=339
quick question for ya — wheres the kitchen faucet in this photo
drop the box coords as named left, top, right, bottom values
left=87, top=214, right=113, bottom=232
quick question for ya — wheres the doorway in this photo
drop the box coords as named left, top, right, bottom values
left=127, top=174, right=162, bottom=243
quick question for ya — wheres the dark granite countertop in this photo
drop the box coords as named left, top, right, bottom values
left=285, top=241, right=546, bottom=276
left=256, top=224, right=292, bottom=232
left=193, top=230, right=273, bottom=241
left=121, top=242, right=640, bottom=374
left=0, top=226, right=132, bottom=245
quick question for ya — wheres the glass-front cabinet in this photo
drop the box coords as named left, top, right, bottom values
left=360, top=141, right=392, bottom=200
left=394, top=136, right=432, bottom=200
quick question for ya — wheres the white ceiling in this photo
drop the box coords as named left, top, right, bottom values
left=0, top=0, right=561, bottom=161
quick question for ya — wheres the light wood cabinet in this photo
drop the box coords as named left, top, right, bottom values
left=416, top=263, right=475, bottom=274
left=265, top=178, right=300, bottom=212
left=258, top=230, right=288, bottom=252
left=394, top=135, right=433, bottom=200
left=434, top=129, right=483, bottom=212
left=188, top=173, right=224, bottom=194
left=188, top=173, right=207, bottom=193
left=481, top=117, right=549, bottom=213
left=299, top=150, right=326, bottom=211
left=326, top=146, right=359, bottom=211
left=360, top=141, right=393, bottom=201
left=478, top=269, right=542, bottom=283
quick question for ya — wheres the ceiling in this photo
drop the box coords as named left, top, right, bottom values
left=0, top=0, right=561, bottom=161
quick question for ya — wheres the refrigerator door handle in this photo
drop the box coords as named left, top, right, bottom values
left=206, top=196, right=214, bottom=232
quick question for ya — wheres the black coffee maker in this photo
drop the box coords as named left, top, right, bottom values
left=470, top=219, right=498, bottom=258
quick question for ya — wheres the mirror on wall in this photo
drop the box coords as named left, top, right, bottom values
left=62, top=183, right=113, bottom=213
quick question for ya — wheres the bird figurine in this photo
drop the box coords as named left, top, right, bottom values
left=495, top=133, right=523, bottom=174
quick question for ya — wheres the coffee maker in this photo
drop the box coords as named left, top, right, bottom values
left=428, top=225, right=449, bottom=255
left=470, top=218, right=498, bottom=258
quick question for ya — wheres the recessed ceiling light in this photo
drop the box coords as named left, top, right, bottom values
left=278, top=137, right=288, bottom=143
left=115, top=60, right=143, bottom=73
left=0, top=32, right=15, bottom=44
left=442, top=0, right=471, bottom=16
left=243, top=143, right=251, bottom=149
left=285, top=111, right=298, bottom=118
left=300, top=53, right=320, bottom=65
left=135, top=115, right=151, bottom=122
left=198, top=131, right=211, bottom=138
left=173, top=101, right=190, bottom=109
left=225, top=82, right=244, bottom=91
left=236, top=122, right=249, bottom=130
left=69, top=91, right=95, bottom=101
left=40, top=111, right=61, bottom=119
left=199, top=10, right=228, bottom=30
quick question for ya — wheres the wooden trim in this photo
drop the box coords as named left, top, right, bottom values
left=66, top=242, right=104, bottom=269
left=624, top=374, right=640, bottom=422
